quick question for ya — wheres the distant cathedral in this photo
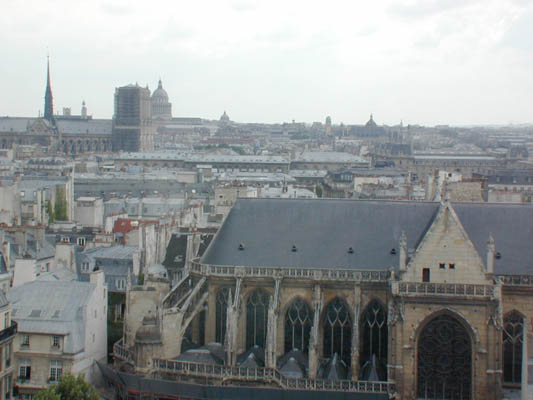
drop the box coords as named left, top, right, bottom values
left=0, top=60, right=176, bottom=153
left=151, top=79, right=172, bottom=120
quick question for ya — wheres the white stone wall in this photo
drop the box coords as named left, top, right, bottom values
left=75, top=198, right=104, bottom=229
left=403, top=204, right=490, bottom=284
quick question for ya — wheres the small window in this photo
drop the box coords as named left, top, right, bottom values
left=19, top=359, right=31, bottom=380
left=449, top=263, right=455, bottom=269
left=5, top=342, right=11, bottom=368
left=422, top=268, right=430, bottom=283
left=52, top=335, right=60, bottom=348
left=439, top=263, right=445, bottom=269
left=21, top=335, right=30, bottom=347
left=49, top=360, right=63, bottom=382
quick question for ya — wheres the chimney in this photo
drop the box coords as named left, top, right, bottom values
left=399, top=231, right=408, bottom=273
left=90, top=268, right=105, bottom=288
left=486, top=235, right=495, bottom=274
left=15, top=231, right=27, bottom=254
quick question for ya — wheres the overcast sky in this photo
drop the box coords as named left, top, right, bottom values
left=2, top=0, right=532, bottom=126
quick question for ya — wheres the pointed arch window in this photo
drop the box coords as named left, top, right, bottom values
left=323, top=298, right=352, bottom=365
left=360, top=300, right=387, bottom=378
left=284, top=298, right=312, bottom=353
left=215, top=288, right=230, bottom=343
left=417, top=314, right=472, bottom=399
left=503, top=311, right=524, bottom=384
left=246, top=290, right=270, bottom=349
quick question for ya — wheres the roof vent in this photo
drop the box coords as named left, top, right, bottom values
left=291, top=245, right=298, bottom=252
left=348, top=247, right=354, bottom=254
left=238, top=243, right=245, bottom=251
left=495, top=252, right=501, bottom=260
left=390, top=248, right=397, bottom=255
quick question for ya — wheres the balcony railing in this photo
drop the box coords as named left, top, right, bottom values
left=498, top=275, right=533, bottom=287
left=396, top=282, right=495, bottom=297
left=113, top=339, right=134, bottom=364
left=0, top=321, right=17, bottom=343
left=190, top=260, right=391, bottom=283
left=152, top=359, right=392, bottom=394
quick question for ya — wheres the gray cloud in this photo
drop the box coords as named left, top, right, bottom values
left=388, top=0, right=477, bottom=19
left=500, top=7, right=533, bottom=52
left=99, top=3, right=135, bottom=17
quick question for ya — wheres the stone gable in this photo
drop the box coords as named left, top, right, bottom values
left=402, top=202, right=490, bottom=284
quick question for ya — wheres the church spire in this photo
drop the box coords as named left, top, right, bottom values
left=44, top=55, right=54, bottom=122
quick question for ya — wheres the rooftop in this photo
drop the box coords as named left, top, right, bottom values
left=202, top=198, right=533, bottom=275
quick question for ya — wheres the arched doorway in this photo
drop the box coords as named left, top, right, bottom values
left=503, top=311, right=524, bottom=384
left=417, top=314, right=472, bottom=399
left=323, top=298, right=352, bottom=365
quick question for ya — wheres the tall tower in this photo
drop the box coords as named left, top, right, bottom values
left=44, top=56, right=54, bottom=122
left=112, top=84, right=154, bottom=152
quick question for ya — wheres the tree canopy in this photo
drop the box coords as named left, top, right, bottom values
left=34, top=373, right=99, bottom=400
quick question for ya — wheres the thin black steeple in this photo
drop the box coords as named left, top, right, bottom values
left=44, top=55, right=54, bottom=122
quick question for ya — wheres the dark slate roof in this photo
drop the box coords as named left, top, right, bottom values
left=202, top=198, right=440, bottom=270
left=318, top=353, right=348, bottom=380
left=56, top=119, right=111, bottom=137
left=453, top=202, right=533, bottom=275
left=0, top=252, right=7, bottom=275
left=237, top=345, right=265, bottom=367
left=174, top=346, right=224, bottom=365
left=278, top=349, right=308, bottom=379
left=163, top=234, right=188, bottom=270
left=202, top=199, right=533, bottom=275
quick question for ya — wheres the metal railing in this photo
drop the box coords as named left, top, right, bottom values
left=113, top=339, right=134, bottom=364
left=396, top=282, right=494, bottom=297
left=498, top=275, right=533, bottom=287
left=153, top=359, right=391, bottom=393
left=0, top=321, right=17, bottom=343
left=190, top=260, right=391, bottom=283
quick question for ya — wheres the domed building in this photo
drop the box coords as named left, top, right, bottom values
left=151, top=79, right=172, bottom=120
left=219, top=111, right=230, bottom=125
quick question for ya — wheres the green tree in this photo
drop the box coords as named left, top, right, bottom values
left=34, top=373, right=99, bottom=400
left=54, top=186, right=68, bottom=221
left=47, top=200, right=55, bottom=223
left=315, top=185, right=323, bottom=198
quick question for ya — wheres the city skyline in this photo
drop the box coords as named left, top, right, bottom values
left=2, top=0, right=533, bottom=126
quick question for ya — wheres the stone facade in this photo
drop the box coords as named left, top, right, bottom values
left=113, top=199, right=533, bottom=400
